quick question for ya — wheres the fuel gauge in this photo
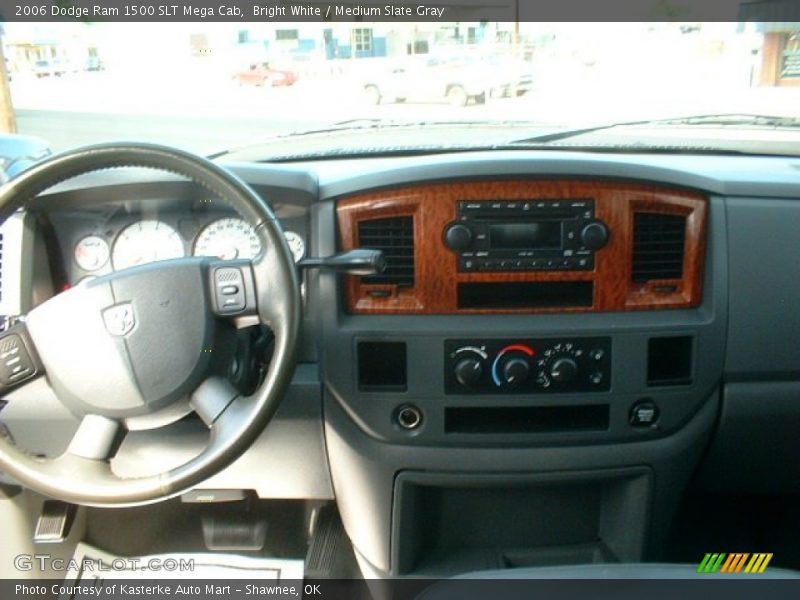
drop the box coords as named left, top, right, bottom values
left=74, top=235, right=110, bottom=272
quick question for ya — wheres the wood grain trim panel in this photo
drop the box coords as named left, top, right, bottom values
left=337, top=180, right=708, bottom=314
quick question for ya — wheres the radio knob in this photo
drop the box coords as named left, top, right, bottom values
left=580, top=221, right=609, bottom=250
left=550, top=357, right=578, bottom=383
left=454, top=358, right=483, bottom=387
left=502, top=358, right=530, bottom=387
left=444, top=224, right=473, bottom=251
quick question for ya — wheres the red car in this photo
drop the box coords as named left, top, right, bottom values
left=234, top=62, right=297, bottom=87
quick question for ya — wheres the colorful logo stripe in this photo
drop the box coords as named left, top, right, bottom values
left=697, top=553, right=773, bottom=574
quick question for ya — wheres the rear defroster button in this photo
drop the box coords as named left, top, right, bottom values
left=630, top=400, right=660, bottom=428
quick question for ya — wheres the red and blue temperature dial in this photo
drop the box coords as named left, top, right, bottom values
left=491, top=344, right=536, bottom=387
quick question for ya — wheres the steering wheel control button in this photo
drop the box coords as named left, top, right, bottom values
left=0, top=334, right=34, bottom=384
left=0, top=328, right=42, bottom=393
left=213, top=267, right=247, bottom=314
left=630, top=400, right=660, bottom=428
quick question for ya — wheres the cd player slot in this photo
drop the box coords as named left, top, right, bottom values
left=458, top=281, right=594, bottom=310
left=477, top=212, right=576, bottom=220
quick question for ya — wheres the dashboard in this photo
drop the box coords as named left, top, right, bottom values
left=3, top=150, right=800, bottom=578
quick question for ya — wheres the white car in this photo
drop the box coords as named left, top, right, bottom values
left=363, top=56, right=514, bottom=106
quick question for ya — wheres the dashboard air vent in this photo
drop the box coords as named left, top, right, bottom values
left=358, top=216, right=415, bottom=286
left=632, top=212, right=686, bottom=283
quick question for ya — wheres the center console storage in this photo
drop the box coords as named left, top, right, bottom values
left=392, top=468, right=652, bottom=575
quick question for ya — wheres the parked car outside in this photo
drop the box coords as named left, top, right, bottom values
left=362, top=54, right=521, bottom=106
left=233, top=62, right=298, bottom=87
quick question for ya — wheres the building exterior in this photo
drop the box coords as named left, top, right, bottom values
left=2, top=24, right=100, bottom=74
left=759, top=25, right=800, bottom=85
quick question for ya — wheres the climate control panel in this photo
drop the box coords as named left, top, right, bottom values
left=445, top=337, right=611, bottom=394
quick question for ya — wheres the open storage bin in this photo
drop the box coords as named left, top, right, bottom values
left=392, top=467, right=652, bottom=576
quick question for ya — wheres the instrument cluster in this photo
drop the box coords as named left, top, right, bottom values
left=67, top=214, right=306, bottom=284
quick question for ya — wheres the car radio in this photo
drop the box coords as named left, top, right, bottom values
left=443, top=199, right=609, bottom=272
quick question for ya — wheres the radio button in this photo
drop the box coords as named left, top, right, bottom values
left=581, top=220, right=610, bottom=250
left=444, top=223, right=474, bottom=251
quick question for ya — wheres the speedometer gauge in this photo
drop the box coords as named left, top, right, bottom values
left=112, top=220, right=185, bottom=271
left=193, top=217, right=261, bottom=260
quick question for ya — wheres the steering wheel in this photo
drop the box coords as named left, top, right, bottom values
left=0, top=143, right=301, bottom=505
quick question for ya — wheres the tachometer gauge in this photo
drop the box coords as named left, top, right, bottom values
left=193, top=217, right=261, bottom=260
left=74, top=235, right=110, bottom=271
left=112, top=220, right=185, bottom=271
left=283, top=231, right=305, bottom=263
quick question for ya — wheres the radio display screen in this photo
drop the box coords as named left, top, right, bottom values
left=489, top=222, right=562, bottom=249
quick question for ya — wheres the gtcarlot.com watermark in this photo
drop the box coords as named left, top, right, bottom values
left=14, top=554, right=195, bottom=573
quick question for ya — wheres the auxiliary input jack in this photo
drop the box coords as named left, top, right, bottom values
left=396, top=405, right=423, bottom=430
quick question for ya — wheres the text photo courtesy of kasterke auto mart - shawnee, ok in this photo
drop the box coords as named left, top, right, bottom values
left=1, top=0, right=800, bottom=599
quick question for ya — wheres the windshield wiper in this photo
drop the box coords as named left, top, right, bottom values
left=208, top=119, right=546, bottom=160
left=514, top=113, right=800, bottom=144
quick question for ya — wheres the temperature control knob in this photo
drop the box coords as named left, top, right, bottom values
left=444, top=224, right=473, bottom=251
left=549, top=357, right=578, bottom=383
left=502, top=358, right=530, bottom=387
left=454, top=358, right=484, bottom=387
left=580, top=220, right=609, bottom=250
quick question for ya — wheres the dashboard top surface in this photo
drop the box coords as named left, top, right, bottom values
left=30, top=150, right=800, bottom=203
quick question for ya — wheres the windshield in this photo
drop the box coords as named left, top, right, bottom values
left=2, top=21, right=800, bottom=158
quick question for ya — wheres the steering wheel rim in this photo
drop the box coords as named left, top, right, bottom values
left=0, top=143, right=301, bottom=505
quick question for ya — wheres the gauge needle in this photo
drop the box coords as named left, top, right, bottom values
left=220, top=246, right=239, bottom=260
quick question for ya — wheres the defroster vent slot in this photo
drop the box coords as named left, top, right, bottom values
left=358, top=216, right=415, bottom=286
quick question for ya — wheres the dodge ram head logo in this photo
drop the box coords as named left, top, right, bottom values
left=102, top=303, right=136, bottom=336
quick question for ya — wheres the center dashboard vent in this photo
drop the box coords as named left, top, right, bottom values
left=357, top=216, right=415, bottom=286
left=632, top=212, right=686, bottom=283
